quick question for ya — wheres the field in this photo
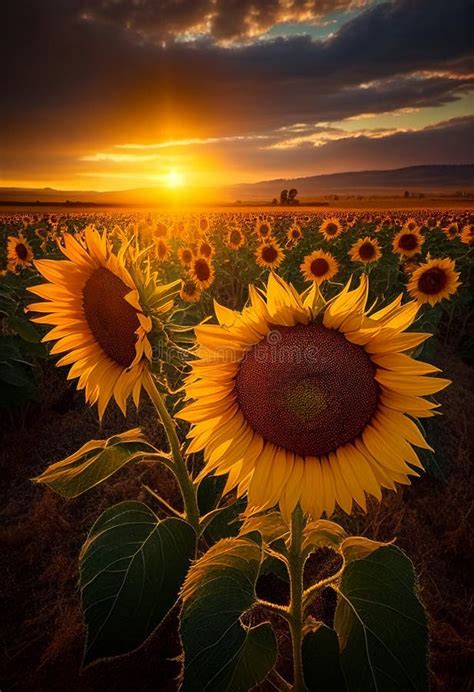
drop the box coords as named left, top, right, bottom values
left=1, top=208, right=473, bottom=691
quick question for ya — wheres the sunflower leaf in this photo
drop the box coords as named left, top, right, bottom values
left=302, top=519, right=347, bottom=552
left=33, top=430, right=159, bottom=497
left=334, top=545, right=428, bottom=691
left=239, top=511, right=289, bottom=544
left=302, top=624, right=346, bottom=691
left=340, top=536, right=392, bottom=564
left=180, top=537, right=277, bottom=691
left=80, top=501, right=195, bottom=665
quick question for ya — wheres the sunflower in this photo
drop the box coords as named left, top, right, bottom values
left=349, top=236, right=382, bottom=264
left=402, top=260, right=419, bottom=276
left=255, top=219, right=273, bottom=241
left=155, top=238, right=171, bottom=262
left=320, top=217, right=343, bottom=241
left=404, top=218, right=419, bottom=232
left=255, top=240, right=285, bottom=270
left=227, top=227, right=245, bottom=250
left=198, top=239, right=214, bottom=260
left=179, top=246, right=195, bottom=267
left=287, top=223, right=302, bottom=246
left=180, top=277, right=202, bottom=303
left=198, top=216, right=210, bottom=235
left=392, top=228, right=424, bottom=258
left=179, top=274, right=449, bottom=520
left=190, top=256, right=215, bottom=289
left=27, top=227, right=156, bottom=418
left=443, top=222, right=459, bottom=240
left=7, top=234, right=34, bottom=268
left=461, top=224, right=474, bottom=245
left=408, top=257, right=461, bottom=306
left=300, top=250, right=339, bottom=285
left=154, top=221, right=168, bottom=238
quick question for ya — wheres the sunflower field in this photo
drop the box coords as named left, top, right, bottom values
left=1, top=209, right=473, bottom=691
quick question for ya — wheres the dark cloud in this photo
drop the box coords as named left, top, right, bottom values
left=1, top=0, right=473, bottom=182
left=84, top=0, right=371, bottom=43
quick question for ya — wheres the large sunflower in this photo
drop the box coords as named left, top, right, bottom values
left=320, top=217, right=343, bottom=241
left=349, top=236, right=382, bottom=264
left=28, top=228, right=156, bottom=418
left=178, top=274, right=449, bottom=520
left=408, top=257, right=461, bottom=306
left=300, top=250, right=339, bottom=285
left=7, top=234, right=34, bottom=268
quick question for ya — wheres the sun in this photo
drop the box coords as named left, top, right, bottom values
left=165, top=170, right=184, bottom=188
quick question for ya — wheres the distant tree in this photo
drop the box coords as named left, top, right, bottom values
left=288, top=188, right=298, bottom=204
left=280, top=189, right=288, bottom=204
left=404, top=190, right=410, bottom=198
left=272, top=198, right=278, bottom=206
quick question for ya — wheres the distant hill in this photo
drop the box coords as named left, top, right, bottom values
left=1, top=165, right=473, bottom=206
left=225, top=165, right=474, bottom=201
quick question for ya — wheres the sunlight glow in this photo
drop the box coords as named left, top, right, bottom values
left=165, top=170, right=185, bottom=188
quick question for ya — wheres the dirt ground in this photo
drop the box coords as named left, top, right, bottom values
left=1, top=351, right=473, bottom=691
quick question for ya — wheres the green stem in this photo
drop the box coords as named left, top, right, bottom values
left=288, top=505, right=307, bottom=692
left=144, top=371, right=200, bottom=535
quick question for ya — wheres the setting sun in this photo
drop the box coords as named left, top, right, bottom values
left=165, top=170, right=184, bottom=188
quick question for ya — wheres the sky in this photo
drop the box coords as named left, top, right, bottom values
left=1, top=0, right=473, bottom=191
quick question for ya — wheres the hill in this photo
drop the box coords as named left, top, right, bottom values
left=1, top=165, right=473, bottom=206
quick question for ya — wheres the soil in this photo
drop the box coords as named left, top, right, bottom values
left=1, top=353, right=473, bottom=691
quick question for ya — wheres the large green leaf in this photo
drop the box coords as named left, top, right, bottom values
left=180, top=537, right=277, bottom=691
left=303, top=624, right=346, bottom=692
left=33, top=429, right=163, bottom=497
left=80, top=501, right=196, bottom=664
left=334, top=546, right=428, bottom=692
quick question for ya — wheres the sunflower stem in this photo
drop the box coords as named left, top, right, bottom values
left=288, top=504, right=307, bottom=692
left=144, top=372, right=200, bottom=536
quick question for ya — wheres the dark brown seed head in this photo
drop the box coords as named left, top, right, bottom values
left=235, top=323, right=378, bottom=457
left=82, top=267, right=139, bottom=367
left=418, top=267, right=447, bottom=295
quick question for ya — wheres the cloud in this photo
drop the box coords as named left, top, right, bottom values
left=83, top=0, right=373, bottom=44
left=1, top=0, right=473, bottom=185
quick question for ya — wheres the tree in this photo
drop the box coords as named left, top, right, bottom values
left=271, top=198, right=278, bottom=206
left=280, top=189, right=288, bottom=204
left=288, top=188, right=298, bottom=204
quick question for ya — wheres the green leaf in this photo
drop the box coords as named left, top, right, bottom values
left=33, top=429, right=159, bottom=497
left=340, top=536, right=391, bottom=564
left=303, top=625, right=346, bottom=692
left=203, top=497, right=246, bottom=544
left=334, top=545, right=428, bottom=692
left=302, top=520, right=347, bottom=552
left=80, top=501, right=196, bottom=664
left=9, top=315, right=42, bottom=343
left=180, top=537, right=277, bottom=691
left=240, top=511, right=289, bottom=544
